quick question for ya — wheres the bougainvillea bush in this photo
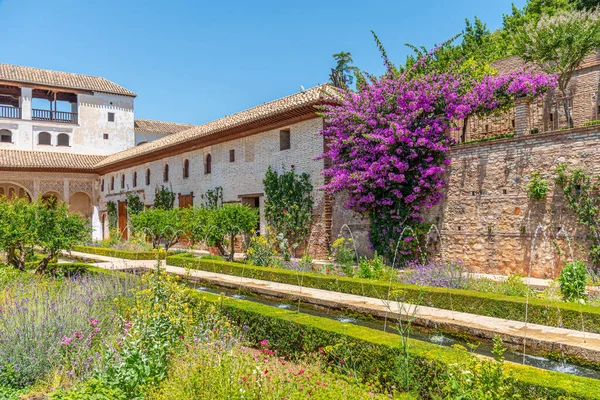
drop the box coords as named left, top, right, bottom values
left=318, top=38, right=556, bottom=263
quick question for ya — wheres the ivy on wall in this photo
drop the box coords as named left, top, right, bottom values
left=106, top=201, right=118, bottom=231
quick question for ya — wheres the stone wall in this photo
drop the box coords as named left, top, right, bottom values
left=426, top=126, right=600, bottom=278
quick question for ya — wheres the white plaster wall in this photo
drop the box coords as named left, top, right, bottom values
left=0, top=91, right=135, bottom=155
left=100, top=117, right=326, bottom=234
left=135, top=131, right=170, bottom=146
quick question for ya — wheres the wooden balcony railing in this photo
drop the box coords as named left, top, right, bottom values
left=32, top=109, right=78, bottom=124
left=0, top=105, right=21, bottom=119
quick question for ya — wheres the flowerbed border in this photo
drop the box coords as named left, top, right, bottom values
left=73, top=245, right=171, bottom=260
left=193, top=290, right=600, bottom=399
left=167, top=254, right=600, bottom=333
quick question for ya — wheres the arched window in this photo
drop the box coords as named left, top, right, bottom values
left=163, top=164, right=169, bottom=182
left=183, top=159, right=190, bottom=179
left=110, top=176, right=115, bottom=191
left=0, top=129, right=12, bottom=143
left=205, top=154, right=212, bottom=175
left=133, top=171, right=138, bottom=188
left=146, top=168, right=151, bottom=186
left=101, top=179, right=105, bottom=192
left=57, top=133, right=70, bottom=147
left=121, top=174, right=125, bottom=189
left=38, top=131, right=51, bottom=145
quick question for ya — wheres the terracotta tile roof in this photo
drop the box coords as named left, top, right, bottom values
left=0, top=149, right=106, bottom=171
left=134, top=118, right=196, bottom=135
left=96, top=84, right=334, bottom=169
left=0, top=63, right=136, bottom=97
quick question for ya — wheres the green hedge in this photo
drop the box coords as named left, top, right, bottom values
left=193, top=290, right=600, bottom=400
left=73, top=246, right=171, bottom=260
left=168, top=254, right=600, bottom=334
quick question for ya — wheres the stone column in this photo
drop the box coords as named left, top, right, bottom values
left=515, top=97, right=531, bottom=137
left=20, top=87, right=32, bottom=120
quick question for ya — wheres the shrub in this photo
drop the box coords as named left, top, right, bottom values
left=263, top=165, right=314, bottom=259
left=527, top=171, right=549, bottom=201
left=558, top=260, right=588, bottom=302
left=73, top=246, right=169, bottom=260
left=153, top=186, right=175, bottom=210
left=212, top=204, right=259, bottom=261
left=126, top=193, right=145, bottom=216
left=246, top=235, right=274, bottom=267
left=331, top=235, right=356, bottom=267
left=357, top=252, right=385, bottom=279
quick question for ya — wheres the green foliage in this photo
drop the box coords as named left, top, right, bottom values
left=527, top=171, right=549, bottom=201
left=130, top=208, right=182, bottom=252
left=358, top=252, right=385, bottom=280
left=168, top=254, right=600, bottom=333
left=514, top=8, right=600, bottom=126
left=0, top=197, right=89, bottom=272
left=195, top=290, right=600, bottom=399
left=554, top=163, right=600, bottom=265
left=126, top=194, right=145, bottom=216
left=437, top=336, right=520, bottom=399
left=106, top=201, right=118, bottom=232
left=179, top=206, right=217, bottom=246
left=330, top=51, right=361, bottom=88
left=50, top=378, right=127, bottom=400
left=245, top=235, right=275, bottom=267
left=153, top=186, right=175, bottom=210
left=584, top=119, right=600, bottom=127
left=468, top=275, right=532, bottom=298
left=212, top=203, right=259, bottom=261
left=558, top=260, right=588, bottom=302
left=263, top=165, right=314, bottom=259
left=73, top=245, right=170, bottom=260
left=200, top=187, right=223, bottom=209
left=331, top=235, right=356, bottom=269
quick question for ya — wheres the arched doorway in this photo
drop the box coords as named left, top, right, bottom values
left=0, top=182, right=32, bottom=201
left=69, top=192, right=92, bottom=219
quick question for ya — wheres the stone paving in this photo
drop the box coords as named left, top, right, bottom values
left=68, top=251, right=600, bottom=364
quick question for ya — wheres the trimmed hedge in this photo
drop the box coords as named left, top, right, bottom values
left=168, top=254, right=600, bottom=334
left=193, top=290, right=600, bottom=400
left=73, top=245, right=171, bottom=260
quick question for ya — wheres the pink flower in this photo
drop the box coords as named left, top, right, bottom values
left=260, top=339, right=269, bottom=347
left=89, top=318, right=99, bottom=327
left=74, top=331, right=83, bottom=339
left=123, top=321, right=133, bottom=329
left=60, top=336, right=73, bottom=346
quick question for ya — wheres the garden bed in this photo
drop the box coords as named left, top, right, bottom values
left=194, top=290, right=600, bottom=399
left=168, top=254, right=600, bottom=333
left=73, top=245, right=172, bottom=260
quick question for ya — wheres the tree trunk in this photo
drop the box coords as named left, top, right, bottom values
left=36, top=254, right=54, bottom=274
left=560, top=79, right=573, bottom=129
left=461, top=116, right=469, bottom=142
left=230, top=234, right=235, bottom=262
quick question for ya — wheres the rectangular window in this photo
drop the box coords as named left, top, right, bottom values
left=280, top=129, right=290, bottom=151
left=108, top=112, right=115, bottom=122
left=229, top=149, right=235, bottom=162
left=103, top=133, right=109, bottom=140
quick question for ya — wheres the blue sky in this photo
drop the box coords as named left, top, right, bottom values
left=0, top=0, right=524, bottom=125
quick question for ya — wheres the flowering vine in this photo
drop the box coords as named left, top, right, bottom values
left=318, top=40, right=556, bottom=262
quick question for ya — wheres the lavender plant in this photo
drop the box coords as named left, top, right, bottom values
left=0, top=272, right=139, bottom=388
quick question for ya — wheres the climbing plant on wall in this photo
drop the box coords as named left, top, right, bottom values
left=555, top=163, right=600, bottom=267
left=318, top=32, right=556, bottom=264
left=153, top=186, right=175, bottom=210
left=106, top=201, right=118, bottom=231
left=263, top=165, right=314, bottom=259
left=201, top=186, right=223, bottom=209
left=126, top=193, right=145, bottom=216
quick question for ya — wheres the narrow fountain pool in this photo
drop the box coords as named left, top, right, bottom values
left=191, top=283, right=600, bottom=380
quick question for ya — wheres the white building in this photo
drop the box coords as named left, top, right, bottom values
left=0, top=63, right=334, bottom=257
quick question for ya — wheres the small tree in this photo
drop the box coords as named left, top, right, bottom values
left=35, top=199, right=90, bottom=272
left=106, top=201, right=118, bottom=231
left=330, top=51, right=361, bottom=88
left=154, top=186, right=175, bottom=210
left=514, top=9, right=600, bottom=127
left=263, top=166, right=314, bottom=259
left=179, top=206, right=220, bottom=247
left=213, top=203, right=258, bottom=261
left=0, top=197, right=89, bottom=272
left=130, top=208, right=182, bottom=252
left=0, top=197, right=38, bottom=270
